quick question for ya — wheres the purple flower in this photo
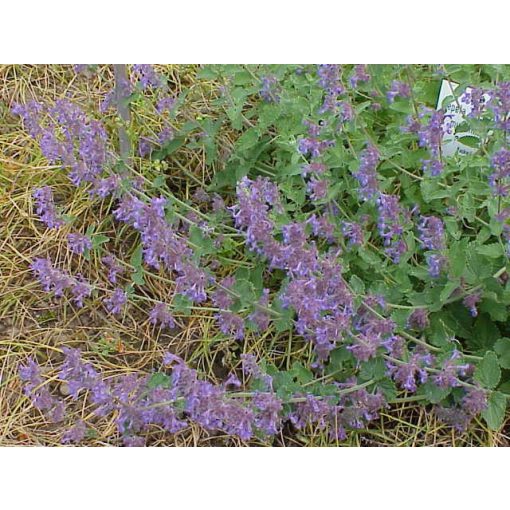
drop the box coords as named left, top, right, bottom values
left=102, top=255, right=125, bottom=284
left=33, top=187, right=64, bottom=229
left=156, top=96, right=176, bottom=114
left=298, top=136, right=334, bottom=159
left=290, top=394, right=330, bottom=430
left=353, top=145, right=380, bottom=201
left=62, top=420, right=87, bottom=444
left=114, top=194, right=192, bottom=272
left=435, top=406, right=471, bottom=432
left=489, top=82, right=510, bottom=130
left=463, top=87, right=488, bottom=118
left=31, top=257, right=91, bottom=307
left=407, top=308, right=429, bottom=330
left=90, top=175, right=121, bottom=198
left=302, top=162, right=327, bottom=177
left=413, top=108, right=445, bottom=175
left=67, top=233, right=92, bottom=255
left=149, top=302, right=175, bottom=329
left=253, top=392, right=283, bottom=435
left=104, top=287, right=127, bottom=314
left=426, top=253, right=446, bottom=278
left=387, top=80, right=411, bottom=103
left=307, top=177, right=329, bottom=201
left=417, top=216, right=445, bottom=251
left=175, top=263, right=209, bottom=303
left=12, top=101, right=46, bottom=137
left=463, top=292, right=481, bottom=317
left=376, top=194, right=408, bottom=263
left=433, top=351, right=471, bottom=389
left=260, top=75, right=281, bottom=103
left=462, top=387, right=487, bottom=415
left=132, top=64, right=163, bottom=89
left=317, top=64, right=345, bottom=114
left=389, top=349, right=433, bottom=392
left=30, top=258, right=73, bottom=297
left=19, top=357, right=65, bottom=422
left=342, top=221, right=364, bottom=246
left=216, top=311, right=245, bottom=340
left=347, top=332, right=381, bottom=362
left=349, top=65, right=370, bottom=88
left=490, top=148, right=510, bottom=197
left=212, top=276, right=235, bottom=309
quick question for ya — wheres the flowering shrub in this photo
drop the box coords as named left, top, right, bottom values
left=14, top=64, right=510, bottom=445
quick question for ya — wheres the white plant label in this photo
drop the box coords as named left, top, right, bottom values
left=437, top=79, right=488, bottom=157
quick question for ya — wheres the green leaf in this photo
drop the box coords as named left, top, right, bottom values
left=440, top=279, right=460, bottom=303
left=359, top=358, right=386, bottom=381
left=151, top=137, right=186, bottom=160
left=172, top=294, right=192, bottom=316
left=474, top=351, right=501, bottom=389
left=376, top=379, right=398, bottom=401
left=152, top=174, right=166, bottom=188
left=236, top=129, right=259, bottom=152
left=91, top=234, right=109, bottom=250
left=189, top=226, right=215, bottom=257
left=494, top=338, right=510, bottom=369
left=449, top=240, right=468, bottom=279
left=272, top=296, right=294, bottom=333
left=471, top=315, right=500, bottom=351
left=481, top=391, right=507, bottom=430
left=148, top=372, right=171, bottom=389
left=131, top=269, right=145, bottom=286
left=420, top=380, right=451, bottom=404
left=456, top=135, right=479, bottom=149
left=349, top=274, right=365, bottom=296
left=476, top=243, right=503, bottom=258
left=130, top=244, right=143, bottom=269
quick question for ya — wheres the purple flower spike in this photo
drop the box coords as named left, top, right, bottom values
left=104, top=288, right=128, bottom=315
left=67, top=233, right=92, bottom=255
left=33, top=187, right=65, bottom=229
left=149, top=302, right=175, bottom=329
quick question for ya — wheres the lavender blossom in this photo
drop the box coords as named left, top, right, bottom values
left=389, top=349, right=433, bottom=392
left=34, top=252, right=62, bottom=289
left=149, top=302, right=175, bottom=329
left=342, top=221, right=364, bottom=246
left=67, top=233, right=92, bottom=255
left=376, top=194, right=408, bottom=263
left=417, top=216, right=445, bottom=251
left=463, top=292, right=481, bottom=317
left=426, top=253, right=446, bottom=278
left=216, top=311, right=245, bottom=340
left=353, top=145, right=380, bottom=201
left=33, top=187, right=64, bottom=229
left=462, top=387, right=487, bottom=415
left=19, top=358, right=65, bottom=422
left=349, top=65, right=370, bottom=88
left=433, top=351, right=471, bottom=389
left=386, top=80, right=411, bottom=103
left=104, top=287, right=127, bottom=314
left=307, top=177, right=329, bottom=201
left=490, top=148, right=510, bottom=197
left=260, top=75, right=281, bottom=103
left=156, top=96, right=176, bottom=114
left=407, top=308, right=429, bottom=330
left=132, top=64, right=163, bottom=89
left=489, top=82, right=510, bottom=131
left=102, top=255, right=125, bottom=284
left=317, top=64, right=345, bottom=113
